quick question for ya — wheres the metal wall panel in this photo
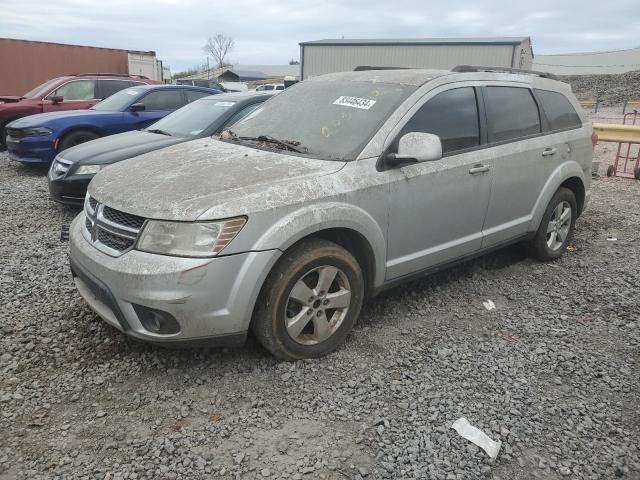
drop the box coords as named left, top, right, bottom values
left=302, top=44, right=516, bottom=79
left=0, top=39, right=129, bottom=95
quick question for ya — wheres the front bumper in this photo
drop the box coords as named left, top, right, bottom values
left=49, top=171, right=91, bottom=206
left=7, top=136, right=56, bottom=164
left=68, top=214, right=281, bottom=346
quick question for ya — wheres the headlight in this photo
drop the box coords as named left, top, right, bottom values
left=137, top=217, right=246, bottom=257
left=22, top=127, right=53, bottom=137
left=75, top=165, right=103, bottom=175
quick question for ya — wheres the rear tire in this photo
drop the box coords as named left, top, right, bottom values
left=526, top=187, right=577, bottom=261
left=634, top=167, right=640, bottom=180
left=606, top=165, right=615, bottom=177
left=59, top=129, right=100, bottom=152
left=252, top=239, right=364, bottom=361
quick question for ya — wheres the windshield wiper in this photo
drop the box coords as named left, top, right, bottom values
left=223, top=130, right=306, bottom=154
left=146, top=128, right=172, bottom=136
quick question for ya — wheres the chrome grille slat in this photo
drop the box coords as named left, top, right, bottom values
left=83, top=196, right=146, bottom=257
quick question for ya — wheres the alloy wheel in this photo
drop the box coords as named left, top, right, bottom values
left=285, top=265, right=351, bottom=345
left=546, top=201, right=572, bottom=250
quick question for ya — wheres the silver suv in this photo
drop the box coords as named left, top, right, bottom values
left=69, top=66, right=592, bottom=360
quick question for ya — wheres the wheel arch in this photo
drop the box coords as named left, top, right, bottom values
left=58, top=125, right=104, bottom=146
left=530, top=162, right=587, bottom=231
left=249, top=202, right=387, bottom=295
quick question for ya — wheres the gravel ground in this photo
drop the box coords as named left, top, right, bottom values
left=0, top=142, right=638, bottom=480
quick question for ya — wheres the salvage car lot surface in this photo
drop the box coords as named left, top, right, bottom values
left=0, top=146, right=638, bottom=480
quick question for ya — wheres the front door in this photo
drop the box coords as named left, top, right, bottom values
left=385, top=86, right=493, bottom=280
left=42, top=80, right=99, bottom=112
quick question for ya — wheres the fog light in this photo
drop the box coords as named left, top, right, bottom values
left=133, top=305, right=181, bottom=334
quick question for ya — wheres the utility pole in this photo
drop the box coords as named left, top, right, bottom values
left=207, top=57, right=210, bottom=80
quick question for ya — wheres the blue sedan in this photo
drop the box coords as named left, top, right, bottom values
left=5, top=84, right=220, bottom=165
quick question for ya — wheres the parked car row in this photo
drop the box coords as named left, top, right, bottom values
left=4, top=67, right=594, bottom=360
left=0, top=73, right=161, bottom=146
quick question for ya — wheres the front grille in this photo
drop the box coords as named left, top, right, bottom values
left=82, top=196, right=146, bottom=257
left=97, top=229, right=136, bottom=251
left=102, top=206, right=145, bottom=230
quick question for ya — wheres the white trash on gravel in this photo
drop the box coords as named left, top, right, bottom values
left=482, top=299, right=496, bottom=311
left=451, top=417, right=502, bottom=459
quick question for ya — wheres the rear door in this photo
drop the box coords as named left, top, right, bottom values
left=42, top=80, right=99, bottom=112
left=480, top=84, right=558, bottom=248
left=126, top=89, right=186, bottom=130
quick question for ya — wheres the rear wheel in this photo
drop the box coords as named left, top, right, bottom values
left=634, top=166, right=640, bottom=180
left=526, top=187, right=577, bottom=261
left=252, top=239, right=364, bottom=361
left=59, top=129, right=100, bottom=152
left=606, top=165, right=615, bottom=177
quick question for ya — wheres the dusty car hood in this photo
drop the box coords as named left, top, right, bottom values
left=60, top=130, right=185, bottom=166
left=88, top=138, right=346, bottom=221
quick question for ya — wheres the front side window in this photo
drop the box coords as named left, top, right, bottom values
left=49, top=80, right=96, bottom=101
left=99, top=80, right=133, bottom=99
left=398, top=87, right=480, bottom=154
left=229, top=80, right=415, bottom=161
left=484, top=86, right=541, bottom=142
left=535, top=89, right=582, bottom=131
left=140, top=90, right=185, bottom=111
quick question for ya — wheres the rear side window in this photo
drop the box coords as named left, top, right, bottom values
left=535, top=89, right=582, bottom=131
left=140, top=90, right=185, bottom=111
left=99, top=80, right=133, bottom=99
left=186, top=90, right=211, bottom=103
left=484, top=87, right=541, bottom=142
left=399, top=87, right=480, bottom=154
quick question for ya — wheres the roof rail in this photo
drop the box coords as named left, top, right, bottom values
left=353, top=66, right=412, bottom=71
left=72, top=73, right=150, bottom=79
left=451, top=65, right=558, bottom=80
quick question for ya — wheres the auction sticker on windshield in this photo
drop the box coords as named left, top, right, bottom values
left=333, top=96, right=376, bottom=110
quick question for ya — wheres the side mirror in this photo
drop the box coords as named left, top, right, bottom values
left=50, top=95, right=63, bottom=104
left=129, top=103, right=146, bottom=112
left=386, top=132, right=443, bottom=167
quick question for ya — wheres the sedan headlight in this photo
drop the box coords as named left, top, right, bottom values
left=75, top=165, right=103, bottom=175
left=137, top=217, right=246, bottom=257
left=22, top=127, right=53, bottom=137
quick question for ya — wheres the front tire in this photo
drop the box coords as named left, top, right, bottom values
left=252, top=239, right=364, bottom=361
left=59, top=129, right=100, bottom=152
left=526, top=187, right=577, bottom=261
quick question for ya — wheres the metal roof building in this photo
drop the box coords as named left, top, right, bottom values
left=299, top=37, right=533, bottom=79
left=532, top=46, right=640, bottom=75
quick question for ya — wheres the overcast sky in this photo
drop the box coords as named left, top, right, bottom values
left=1, top=0, right=639, bottom=72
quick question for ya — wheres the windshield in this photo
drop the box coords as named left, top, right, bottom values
left=145, top=98, right=236, bottom=137
left=23, top=78, right=65, bottom=98
left=229, top=80, right=415, bottom=160
left=92, top=87, right=144, bottom=111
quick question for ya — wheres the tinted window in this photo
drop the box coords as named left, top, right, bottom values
left=535, top=89, right=582, bottom=131
left=186, top=90, right=212, bottom=103
left=50, top=80, right=96, bottom=101
left=399, top=87, right=480, bottom=154
left=140, top=90, right=184, bottom=111
left=484, top=87, right=541, bottom=142
left=99, top=80, right=133, bottom=99
left=276, top=85, right=284, bottom=90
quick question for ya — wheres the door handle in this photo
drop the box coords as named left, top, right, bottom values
left=469, top=165, right=490, bottom=175
left=542, top=147, right=557, bottom=157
